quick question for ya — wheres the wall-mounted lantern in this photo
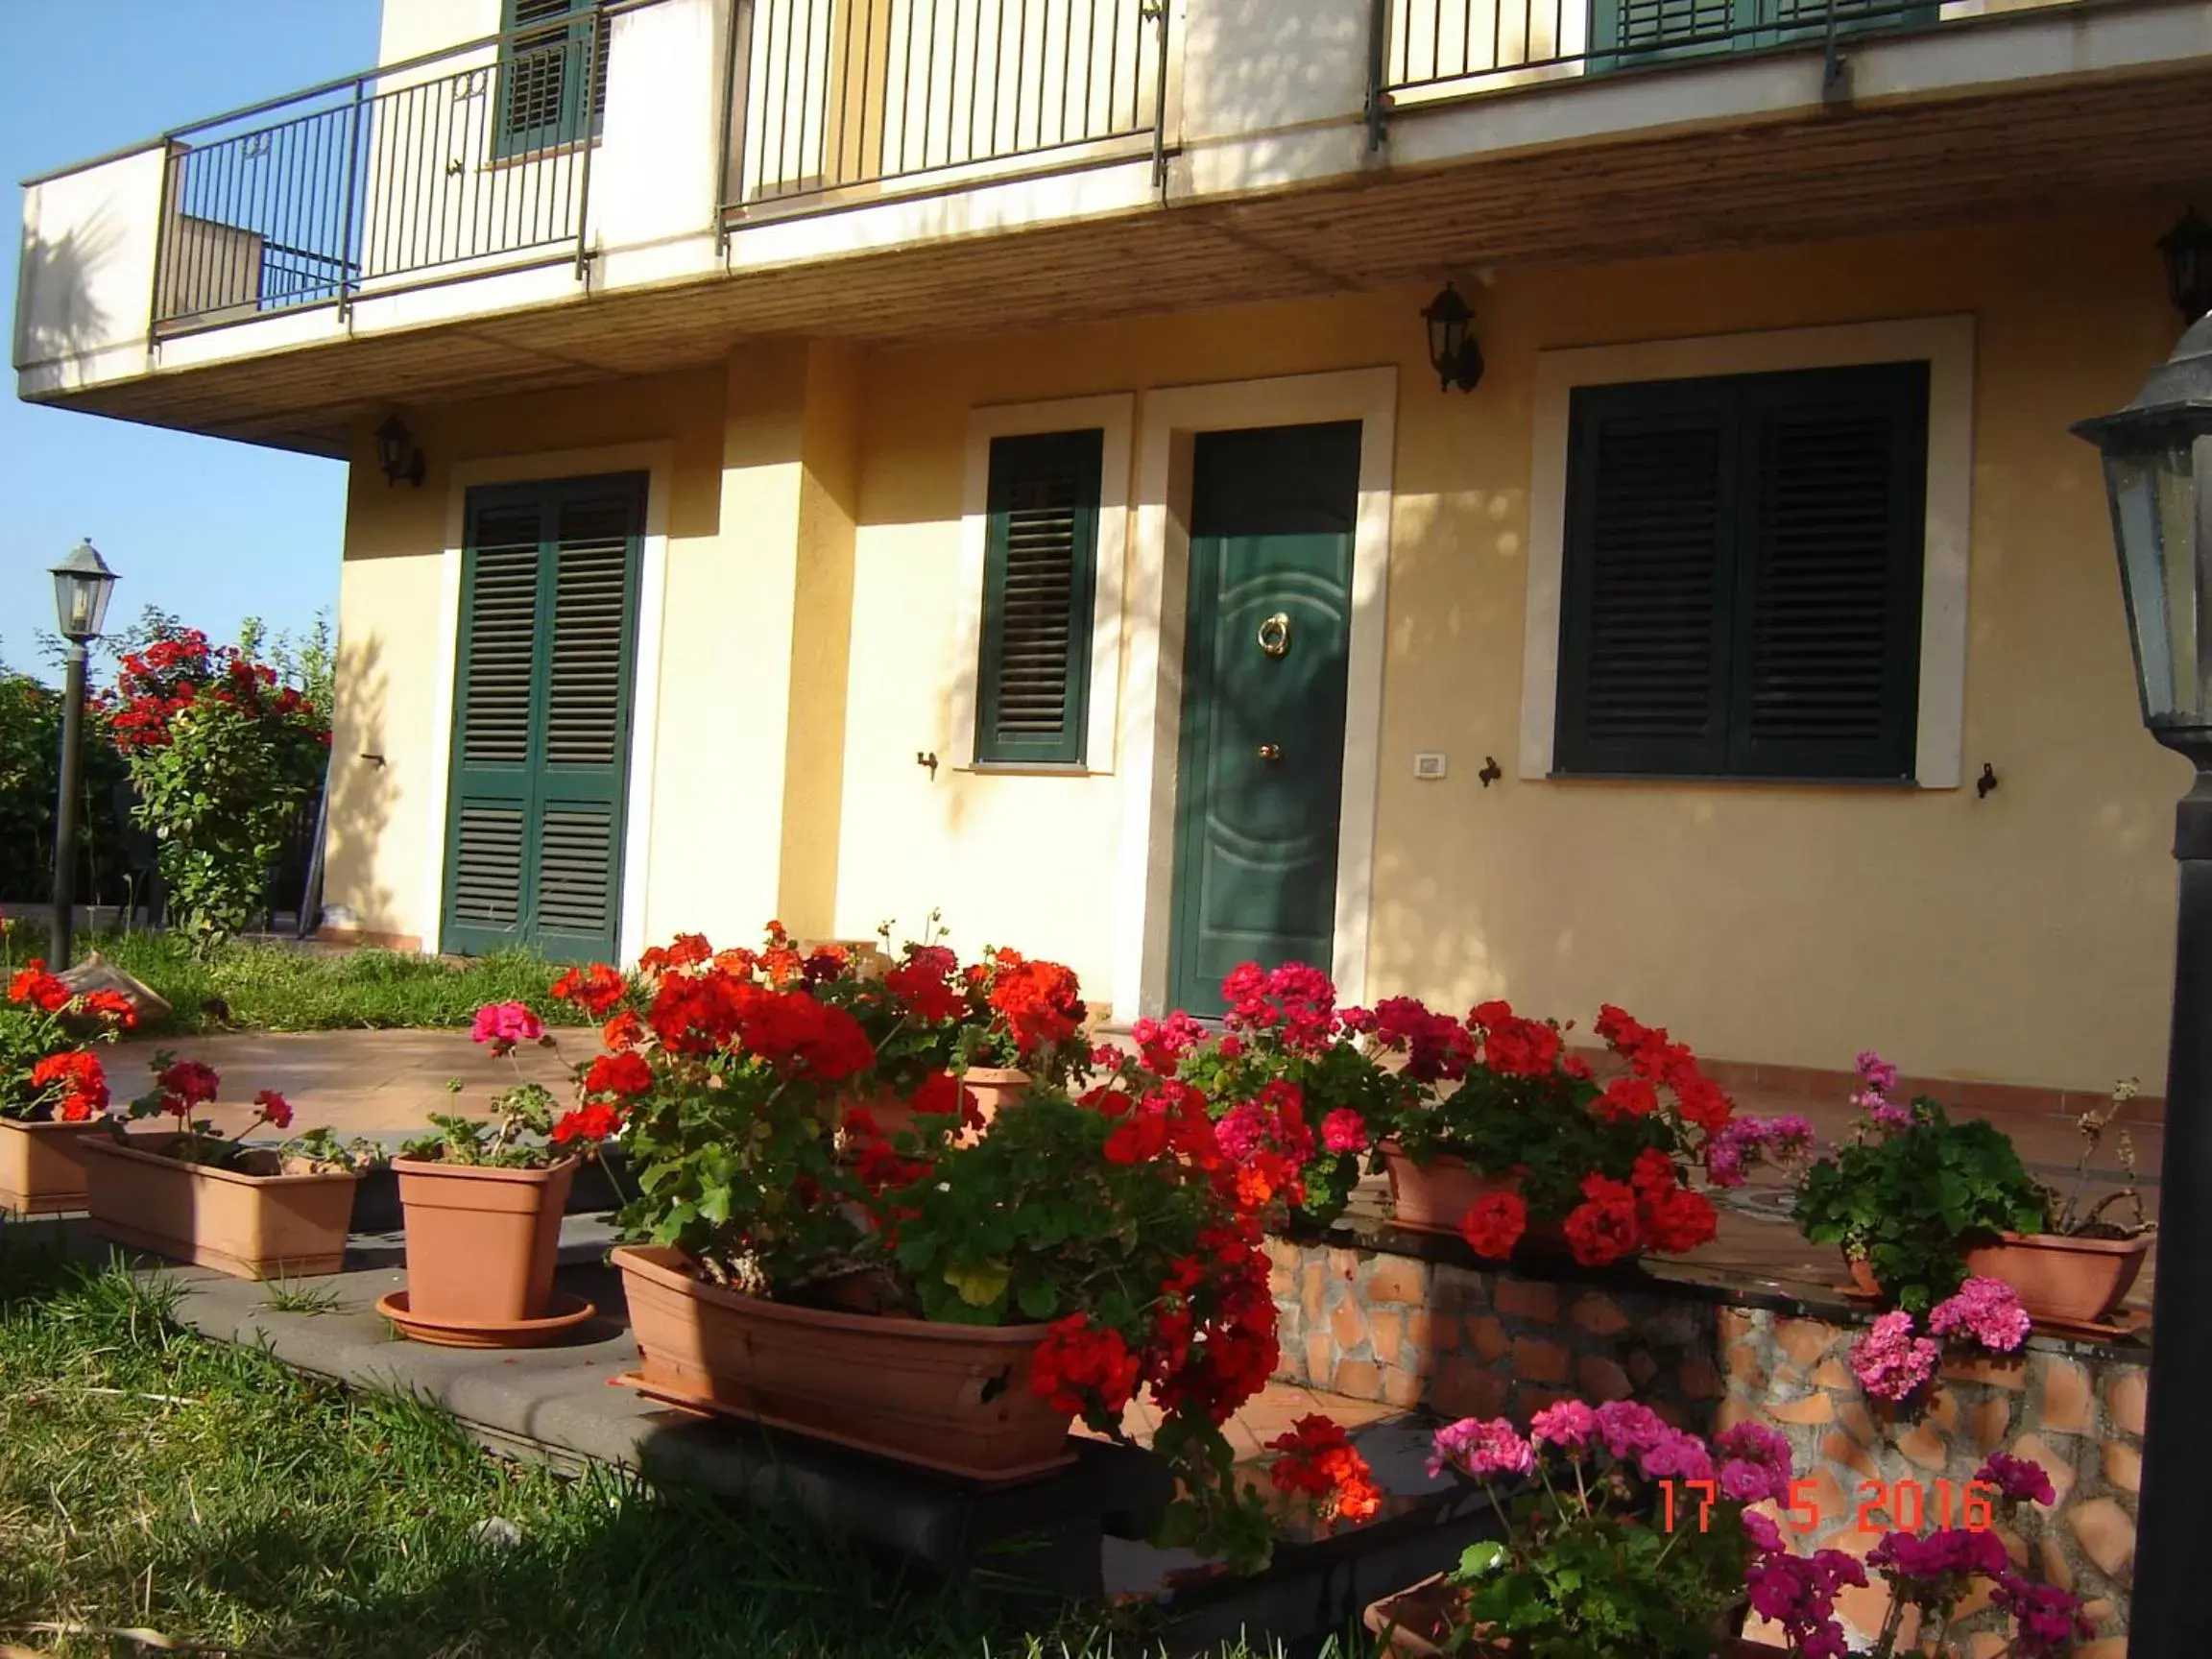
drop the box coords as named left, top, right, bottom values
left=2159, top=208, right=2212, bottom=326
left=1422, top=281, right=1484, bottom=395
left=375, top=414, right=427, bottom=488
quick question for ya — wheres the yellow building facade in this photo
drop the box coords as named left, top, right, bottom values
left=323, top=206, right=2186, bottom=1095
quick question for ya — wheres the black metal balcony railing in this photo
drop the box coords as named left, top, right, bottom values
left=1368, top=0, right=1940, bottom=140
left=721, top=0, right=1169, bottom=216
left=154, top=13, right=609, bottom=332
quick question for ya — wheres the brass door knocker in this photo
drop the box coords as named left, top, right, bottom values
left=1257, top=612, right=1291, bottom=658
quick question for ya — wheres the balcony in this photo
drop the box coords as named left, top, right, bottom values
left=17, top=0, right=2212, bottom=453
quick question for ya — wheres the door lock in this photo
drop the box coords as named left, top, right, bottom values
left=1257, top=742, right=1283, bottom=761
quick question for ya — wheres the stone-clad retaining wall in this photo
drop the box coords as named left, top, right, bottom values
left=1264, top=1234, right=2143, bottom=1652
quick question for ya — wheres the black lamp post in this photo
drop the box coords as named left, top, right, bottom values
left=2074, top=313, right=2212, bottom=1658
left=47, top=540, right=117, bottom=970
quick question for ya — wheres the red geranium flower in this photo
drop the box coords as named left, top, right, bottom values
left=1641, top=1184, right=1718, bottom=1254
left=156, top=1059, right=221, bottom=1106
left=885, top=959, right=965, bottom=1024
left=585, top=1050, right=653, bottom=1097
left=909, top=1069, right=980, bottom=1130
left=252, top=1089, right=294, bottom=1130
left=29, top=1050, right=108, bottom=1121
left=1459, top=1190, right=1527, bottom=1260
left=552, top=1101, right=623, bottom=1145
left=1265, top=1414, right=1382, bottom=1526
left=1029, top=1313, right=1141, bottom=1416
left=1564, top=1174, right=1643, bottom=1268
left=550, top=962, right=628, bottom=1017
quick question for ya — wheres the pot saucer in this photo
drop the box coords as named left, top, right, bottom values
left=375, top=1288, right=597, bottom=1349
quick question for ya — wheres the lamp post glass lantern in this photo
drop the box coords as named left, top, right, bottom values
left=46, top=540, right=118, bottom=969
left=2074, top=311, right=2212, bottom=1659
left=51, top=538, right=117, bottom=643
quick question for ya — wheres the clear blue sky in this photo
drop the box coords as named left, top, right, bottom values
left=3, top=0, right=381, bottom=676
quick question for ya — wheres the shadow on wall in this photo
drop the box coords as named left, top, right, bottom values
left=13, top=217, right=120, bottom=370
left=324, top=632, right=397, bottom=938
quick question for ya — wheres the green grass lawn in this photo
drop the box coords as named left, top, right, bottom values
left=0, top=1241, right=1300, bottom=1659
left=78, top=930, right=594, bottom=1036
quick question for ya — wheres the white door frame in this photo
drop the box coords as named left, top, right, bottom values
left=1111, top=367, right=1398, bottom=1023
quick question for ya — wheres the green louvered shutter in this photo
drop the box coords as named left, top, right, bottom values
left=974, top=429, right=1105, bottom=766
left=444, top=474, right=643, bottom=961
left=1727, top=364, right=1927, bottom=780
left=1555, top=364, right=1926, bottom=781
left=1556, top=380, right=1736, bottom=776
left=497, top=0, right=611, bottom=157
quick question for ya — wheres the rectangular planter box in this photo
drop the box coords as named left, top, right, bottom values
left=0, top=1117, right=116, bottom=1214
left=82, top=1133, right=360, bottom=1280
left=613, top=1243, right=1074, bottom=1482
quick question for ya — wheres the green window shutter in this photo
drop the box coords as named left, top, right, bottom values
left=1590, top=0, right=1933, bottom=68
left=445, top=475, right=644, bottom=962
left=1555, top=363, right=1927, bottom=781
left=497, top=0, right=610, bottom=158
left=974, top=429, right=1105, bottom=766
left=1556, top=381, right=1736, bottom=776
left=1728, top=363, right=1928, bottom=781
left=447, top=505, right=541, bottom=936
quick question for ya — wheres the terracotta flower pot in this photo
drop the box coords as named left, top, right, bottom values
left=0, top=1117, right=119, bottom=1214
left=1362, top=1576, right=1786, bottom=1658
left=1380, top=1143, right=1571, bottom=1252
left=82, top=1133, right=360, bottom=1280
left=613, top=1243, right=1074, bottom=1481
left=959, top=1066, right=1029, bottom=1126
left=1382, top=1142, right=1495, bottom=1235
left=1965, top=1231, right=2152, bottom=1326
left=393, top=1155, right=578, bottom=1326
left=845, top=1068, right=1029, bottom=1146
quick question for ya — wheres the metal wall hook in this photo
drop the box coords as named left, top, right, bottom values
left=1977, top=762, right=1999, bottom=799
left=916, top=751, right=938, bottom=780
left=1479, top=757, right=1503, bottom=787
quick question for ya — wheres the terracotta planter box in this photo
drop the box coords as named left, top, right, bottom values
left=394, top=1155, right=578, bottom=1325
left=1966, top=1231, right=2152, bottom=1326
left=1363, top=1577, right=1784, bottom=1658
left=82, top=1133, right=360, bottom=1280
left=1381, top=1143, right=1572, bottom=1252
left=613, top=1242, right=1074, bottom=1481
left=0, top=1117, right=118, bottom=1214
left=1848, top=1232, right=2152, bottom=1326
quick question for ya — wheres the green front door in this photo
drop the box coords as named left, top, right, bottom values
left=442, top=473, right=645, bottom=963
left=1167, top=422, right=1361, bottom=1016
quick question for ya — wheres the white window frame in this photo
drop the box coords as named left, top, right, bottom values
left=947, top=394, right=1135, bottom=774
left=1519, top=316, right=1975, bottom=788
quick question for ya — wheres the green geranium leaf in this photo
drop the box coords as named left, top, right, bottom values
left=943, top=1259, right=1011, bottom=1309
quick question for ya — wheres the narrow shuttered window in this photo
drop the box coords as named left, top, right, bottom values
left=497, top=0, right=611, bottom=158
left=1555, top=362, right=1928, bottom=782
left=445, top=474, right=644, bottom=963
left=974, top=429, right=1105, bottom=767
